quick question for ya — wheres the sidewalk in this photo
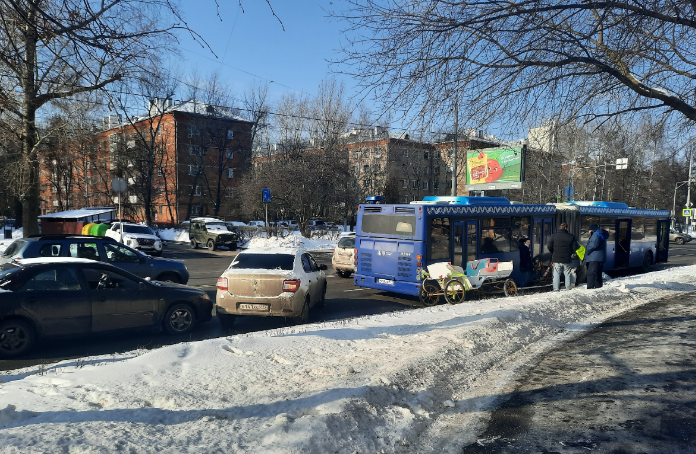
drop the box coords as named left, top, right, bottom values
left=464, top=291, right=696, bottom=453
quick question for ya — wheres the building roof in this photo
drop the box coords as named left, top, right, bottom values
left=39, top=207, right=115, bottom=220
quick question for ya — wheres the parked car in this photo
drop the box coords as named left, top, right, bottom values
left=0, top=235, right=189, bottom=284
left=247, top=220, right=265, bottom=228
left=332, top=232, right=356, bottom=277
left=281, top=220, right=299, bottom=230
left=669, top=228, right=692, bottom=245
left=215, top=248, right=327, bottom=327
left=0, top=258, right=212, bottom=357
left=308, top=220, right=327, bottom=230
left=105, top=222, right=163, bottom=256
left=189, top=217, right=240, bottom=251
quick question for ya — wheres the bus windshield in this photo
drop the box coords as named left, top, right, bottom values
left=361, top=214, right=416, bottom=236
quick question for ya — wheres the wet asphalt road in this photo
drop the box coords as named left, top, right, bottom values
left=462, top=291, right=696, bottom=454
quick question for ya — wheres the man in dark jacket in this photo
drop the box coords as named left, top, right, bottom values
left=547, top=223, right=580, bottom=291
left=585, top=223, right=609, bottom=289
left=518, top=237, right=533, bottom=287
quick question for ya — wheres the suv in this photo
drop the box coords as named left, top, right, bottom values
left=332, top=232, right=356, bottom=277
left=0, top=235, right=189, bottom=284
left=308, top=220, right=327, bottom=230
left=105, top=222, right=163, bottom=256
left=669, top=228, right=692, bottom=245
left=189, top=217, right=239, bottom=251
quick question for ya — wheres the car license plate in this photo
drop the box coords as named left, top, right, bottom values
left=377, top=278, right=394, bottom=285
left=239, top=303, right=269, bottom=311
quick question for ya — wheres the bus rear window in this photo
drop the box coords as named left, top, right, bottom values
left=361, top=214, right=416, bottom=236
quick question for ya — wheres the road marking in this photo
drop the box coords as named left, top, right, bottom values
left=344, top=288, right=366, bottom=292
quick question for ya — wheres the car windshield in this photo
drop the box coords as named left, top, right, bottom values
left=123, top=225, right=155, bottom=235
left=1, top=239, right=26, bottom=257
left=207, top=222, right=227, bottom=229
left=338, top=237, right=355, bottom=248
left=228, top=253, right=295, bottom=270
left=0, top=262, right=21, bottom=282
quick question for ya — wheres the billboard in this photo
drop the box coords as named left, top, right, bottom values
left=465, top=146, right=526, bottom=190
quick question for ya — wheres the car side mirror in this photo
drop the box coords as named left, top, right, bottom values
left=139, top=281, right=146, bottom=291
left=320, top=264, right=327, bottom=270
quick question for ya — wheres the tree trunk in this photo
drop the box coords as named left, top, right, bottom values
left=22, top=6, right=40, bottom=237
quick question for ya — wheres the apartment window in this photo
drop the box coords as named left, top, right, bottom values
left=191, top=205, right=202, bottom=216
left=188, top=144, right=202, bottom=156
left=403, top=150, right=409, bottom=159
left=225, top=148, right=234, bottom=159
left=188, top=164, right=201, bottom=175
left=226, top=187, right=233, bottom=198
left=157, top=167, right=164, bottom=177
left=227, top=129, right=234, bottom=140
left=401, top=179, right=407, bottom=189
left=227, top=168, right=234, bottom=178
left=189, top=185, right=202, bottom=196
left=424, top=151, right=429, bottom=160
left=155, top=145, right=164, bottom=156
left=446, top=180, right=452, bottom=190
left=363, top=164, right=369, bottom=172
left=187, top=125, right=201, bottom=138
left=156, top=125, right=162, bottom=136
left=424, top=167, right=430, bottom=175
left=423, top=181, right=429, bottom=190
left=412, top=180, right=418, bottom=189
left=51, top=185, right=58, bottom=193
left=433, top=180, right=439, bottom=190
left=86, top=161, right=91, bottom=170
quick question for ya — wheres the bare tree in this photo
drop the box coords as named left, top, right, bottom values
left=0, top=1, right=212, bottom=235
left=335, top=1, right=696, bottom=130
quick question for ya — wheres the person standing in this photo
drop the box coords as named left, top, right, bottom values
left=585, top=223, right=609, bottom=289
left=547, top=223, right=580, bottom=291
left=518, top=237, right=533, bottom=287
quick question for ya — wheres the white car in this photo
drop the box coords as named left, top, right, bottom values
left=247, top=220, right=265, bottom=228
left=215, top=248, right=327, bottom=327
left=105, top=222, right=163, bottom=256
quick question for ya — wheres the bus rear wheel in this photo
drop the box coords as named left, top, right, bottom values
left=642, top=251, right=653, bottom=273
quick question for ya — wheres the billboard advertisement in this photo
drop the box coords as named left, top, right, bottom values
left=465, top=146, right=526, bottom=190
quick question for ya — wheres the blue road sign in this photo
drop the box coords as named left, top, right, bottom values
left=563, top=186, right=575, bottom=201
left=262, top=188, right=271, bottom=203
left=683, top=209, right=692, bottom=217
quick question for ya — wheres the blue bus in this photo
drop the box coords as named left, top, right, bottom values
left=353, top=196, right=670, bottom=297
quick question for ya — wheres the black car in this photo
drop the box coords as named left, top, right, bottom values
left=0, top=235, right=189, bottom=284
left=0, top=258, right=213, bottom=357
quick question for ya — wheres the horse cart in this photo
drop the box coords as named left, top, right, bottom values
left=419, top=258, right=518, bottom=306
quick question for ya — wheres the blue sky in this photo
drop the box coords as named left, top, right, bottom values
left=175, top=1, right=355, bottom=107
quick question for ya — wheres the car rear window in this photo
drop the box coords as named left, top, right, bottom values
left=2, top=240, right=27, bottom=257
left=228, top=253, right=295, bottom=270
left=338, top=237, right=355, bottom=248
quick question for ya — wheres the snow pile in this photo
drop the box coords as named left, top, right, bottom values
left=156, top=228, right=190, bottom=243
left=246, top=231, right=338, bottom=251
left=1, top=266, right=694, bottom=453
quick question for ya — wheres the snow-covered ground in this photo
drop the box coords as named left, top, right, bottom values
left=0, top=266, right=694, bottom=452
left=0, top=228, right=23, bottom=254
left=156, top=227, right=190, bottom=243
left=246, top=231, right=340, bottom=251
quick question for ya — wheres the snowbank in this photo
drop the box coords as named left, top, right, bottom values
left=1, top=266, right=694, bottom=453
left=246, top=231, right=338, bottom=251
left=156, top=228, right=190, bottom=243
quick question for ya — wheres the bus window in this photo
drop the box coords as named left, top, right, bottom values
left=467, top=222, right=477, bottom=263
left=511, top=216, right=530, bottom=250
left=480, top=229, right=511, bottom=253
left=454, top=224, right=463, bottom=267
left=543, top=220, right=553, bottom=251
left=632, top=218, right=644, bottom=240
left=429, top=218, right=451, bottom=261
left=600, top=217, right=616, bottom=241
left=644, top=219, right=657, bottom=242
left=533, top=221, right=542, bottom=257
left=581, top=215, right=600, bottom=240
left=362, top=214, right=416, bottom=236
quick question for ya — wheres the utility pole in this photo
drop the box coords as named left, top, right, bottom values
left=452, top=97, right=458, bottom=197
left=687, top=146, right=694, bottom=231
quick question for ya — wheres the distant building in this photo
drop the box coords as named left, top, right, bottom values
left=39, top=99, right=253, bottom=223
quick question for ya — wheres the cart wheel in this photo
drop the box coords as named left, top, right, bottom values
left=503, top=279, right=518, bottom=297
left=444, top=279, right=467, bottom=304
left=419, top=280, right=441, bottom=306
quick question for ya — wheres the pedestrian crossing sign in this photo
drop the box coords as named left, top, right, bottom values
left=683, top=209, right=692, bottom=217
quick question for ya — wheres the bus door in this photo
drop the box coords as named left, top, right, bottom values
left=615, top=219, right=632, bottom=268
left=454, top=221, right=478, bottom=267
left=656, top=220, right=669, bottom=263
left=532, top=218, right=554, bottom=260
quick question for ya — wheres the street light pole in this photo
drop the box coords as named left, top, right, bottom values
left=673, top=180, right=690, bottom=229
left=452, top=97, right=458, bottom=197
left=687, top=147, right=694, bottom=231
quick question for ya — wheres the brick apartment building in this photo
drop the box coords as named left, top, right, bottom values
left=40, top=99, right=253, bottom=224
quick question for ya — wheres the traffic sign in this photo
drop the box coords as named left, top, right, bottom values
left=262, top=188, right=271, bottom=203
left=111, top=178, right=127, bottom=193
left=683, top=209, right=692, bottom=217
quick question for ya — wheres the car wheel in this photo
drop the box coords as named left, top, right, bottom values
left=218, top=313, right=236, bottom=330
left=315, top=283, right=327, bottom=309
left=293, top=296, right=310, bottom=325
left=676, top=237, right=685, bottom=245
left=0, top=319, right=35, bottom=357
left=163, top=303, right=196, bottom=335
left=190, top=239, right=198, bottom=249
left=335, top=269, right=345, bottom=278
left=156, top=273, right=181, bottom=284
left=207, top=239, right=217, bottom=251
